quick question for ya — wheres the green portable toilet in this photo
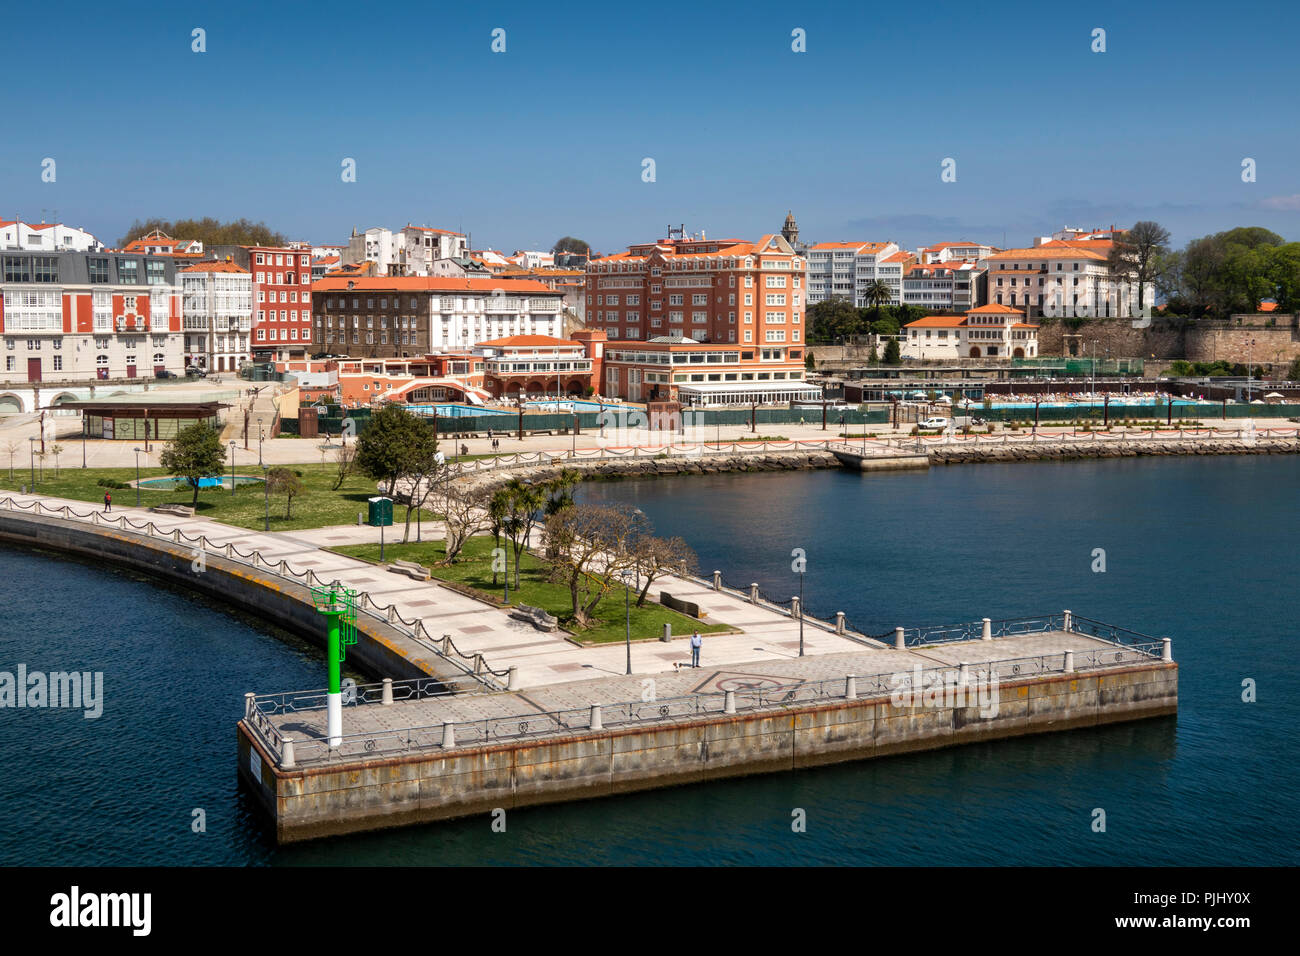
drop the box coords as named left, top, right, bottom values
left=367, top=496, right=393, bottom=527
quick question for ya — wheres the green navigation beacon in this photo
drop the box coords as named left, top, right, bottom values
left=310, top=580, right=359, bottom=746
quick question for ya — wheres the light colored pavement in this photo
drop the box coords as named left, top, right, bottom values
left=4, top=491, right=892, bottom=689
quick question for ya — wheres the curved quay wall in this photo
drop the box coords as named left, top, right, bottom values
left=0, top=509, right=454, bottom=684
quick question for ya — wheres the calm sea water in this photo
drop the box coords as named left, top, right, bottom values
left=1, top=455, right=1296, bottom=865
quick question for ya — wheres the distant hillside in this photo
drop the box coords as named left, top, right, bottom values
left=117, top=217, right=289, bottom=248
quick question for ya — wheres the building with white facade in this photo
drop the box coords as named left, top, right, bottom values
left=180, top=261, right=253, bottom=373
left=918, top=241, right=995, bottom=264
left=344, top=226, right=469, bottom=276
left=1, top=250, right=184, bottom=385
left=902, top=305, right=1038, bottom=360
left=983, top=243, right=1152, bottom=319
left=0, top=221, right=104, bottom=252
left=806, top=241, right=909, bottom=307
left=902, top=261, right=982, bottom=312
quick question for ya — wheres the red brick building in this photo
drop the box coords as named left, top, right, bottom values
left=248, top=246, right=313, bottom=361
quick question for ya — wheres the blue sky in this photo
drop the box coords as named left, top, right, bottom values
left=3, top=0, right=1297, bottom=254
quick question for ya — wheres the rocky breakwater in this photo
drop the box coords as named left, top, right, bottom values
left=455, top=450, right=840, bottom=495
left=930, top=435, right=1300, bottom=465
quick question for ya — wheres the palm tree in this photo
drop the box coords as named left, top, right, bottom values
left=864, top=279, right=893, bottom=321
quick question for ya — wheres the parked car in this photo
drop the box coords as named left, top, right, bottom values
left=155, top=369, right=178, bottom=379
left=918, top=417, right=950, bottom=429
left=185, top=366, right=207, bottom=377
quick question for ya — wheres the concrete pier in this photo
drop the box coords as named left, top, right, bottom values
left=239, top=626, right=1177, bottom=843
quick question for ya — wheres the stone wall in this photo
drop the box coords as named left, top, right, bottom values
left=242, top=662, right=1178, bottom=843
left=1037, top=315, right=1300, bottom=368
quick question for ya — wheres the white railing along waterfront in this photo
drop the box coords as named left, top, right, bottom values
left=241, top=619, right=1171, bottom=769
left=0, top=494, right=512, bottom=693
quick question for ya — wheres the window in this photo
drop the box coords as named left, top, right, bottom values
left=3, top=256, right=30, bottom=282
left=146, top=260, right=167, bottom=285
left=33, top=256, right=58, bottom=282
left=117, top=258, right=139, bottom=284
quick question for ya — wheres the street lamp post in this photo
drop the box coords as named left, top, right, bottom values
left=134, top=447, right=142, bottom=507
left=28, top=437, right=36, bottom=489
left=258, top=417, right=264, bottom=467
left=228, top=441, right=237, bottom=496
left=797, top=562, right=805, bottom=657
left=623, top=569, right=633, bottom=675
left=82, top=415, right=87, bottom=468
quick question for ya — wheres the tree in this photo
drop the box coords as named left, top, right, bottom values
left=117, top=216, right=288, bottom=248
left=437, top=487, right=489, bottom=564
left=805, top=351, right=816, bottom=370
left=487, top=488, right=511, bottom=587
left=1287, top=358, right=1300, bottom=381
left=5, top=440, right=21, bottom=480
left=330, top=441, right=356, bottom=491
left=266, top=467, right=305, bottom=518
left=863, top=280, right=893, bottom=321
left=806, top=297, right=862, bottom=344
left=551, top=236, right=591, bottom=255
left=498, top=478, right=546, bottom=589
left=883, top=338, right=902, bottom=365
left=630, top=533, right=697, bottom=608
left=1107, top=221, right=1171, bottom=314
left=159, top=422, right=225, bottom=506
left=355, top=405, right=432, bottom=496
left=396, top=437, right=441, bottom=543
left=49, top=444, right=63, bottom=477
left=542, top=503, right=641, bottom=626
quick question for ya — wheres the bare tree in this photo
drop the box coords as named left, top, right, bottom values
left=542, top=503, right=641, bottom=626
left=437, top=486, right=489, bottom=564
left=4, top=441, right=20, bottom=481
left=331, top=442, right=356, bottom=492
left=631, top=534, right=697, bottom=607
left=398, top=447, right=442, bottom=544
left=50, top=443, right=63, bottom=477
left=1107, top=221, right=1171, bottom=314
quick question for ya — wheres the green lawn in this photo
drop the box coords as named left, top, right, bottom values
left=331, top=535, right=731, bottom=645
left=0, top=462, right=438, bottom=532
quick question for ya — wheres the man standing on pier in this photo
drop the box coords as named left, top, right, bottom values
left=690, top=631, right=702, bottom=668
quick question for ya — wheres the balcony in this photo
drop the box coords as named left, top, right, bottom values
left=114, top=316, right=151, bottom=332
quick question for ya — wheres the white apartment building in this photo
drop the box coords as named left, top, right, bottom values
left=903, top=261, right=982, bottom=312
left=345, top=226, right=469, bottom=276
left=0, top=221, right=103, bottom=252
left=806, top=241, right=909, bottom=307
left=180, top=262, right=253, bottom=372
left=903, top=305, right=1039, bottom=360
left=919, top=240, right=995, bottom=264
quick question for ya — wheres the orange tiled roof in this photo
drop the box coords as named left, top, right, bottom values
left=313, top=276, right=558, bottom=294
left=476, top=335, right=577, bottom=348
left=987, top=246, right=1107, bottom=262
left=905, top=315, right=967, bottom=328
left=180, top=260, right=248, bottom=273
left=968, top=304, right=1024, bottom=314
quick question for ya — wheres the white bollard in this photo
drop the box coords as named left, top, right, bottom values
left=835, top=611, right=846, bottom=635
left=712, top=570, right=722, bottom=591
left=589, top=704, right=602, bottom=731
left=981, top=617, right=992, bottom=641
left=750, top=583, right=759, bottom=604
left=724, top=690, right=736, bottom=714
left=441, top=721, right=456, bottom=748
left=1162, top=638, right=1172, bottom=662
left=381, top=677, right=393, bottom=705
left=959, top=661, right=970, bottom=685
left=1063, top=609, right=1073, bottom=632
left=508, top=666, right=519, bottom=690
left=281, top=736, right=296, bottom=770
left=791, top=596, right=801, bottom=620
left=1064, top=650, right=1075, bottom=674
left=661, top=623, right=671, bottom=643
left=895, top=626, right=905, bottom=650
left=845, top=675, right=857, bottom=699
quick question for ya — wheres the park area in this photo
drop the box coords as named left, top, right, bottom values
left=331, top=535, right=730, bottom=645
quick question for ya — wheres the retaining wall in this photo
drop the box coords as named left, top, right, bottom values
left=240, top=661, right=1177, bottom=843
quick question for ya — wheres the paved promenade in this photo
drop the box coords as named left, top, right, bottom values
left=2, top=490, right=886, bottom=687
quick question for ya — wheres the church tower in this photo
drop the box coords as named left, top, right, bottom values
left=781, top=210, right=799, bottom=245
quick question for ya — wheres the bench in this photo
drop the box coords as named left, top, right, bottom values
left=150, top=504, right=196, bottom=517
left=509, top=604, right=558, bottom=631
left=387, top=559, right=431, bottom=581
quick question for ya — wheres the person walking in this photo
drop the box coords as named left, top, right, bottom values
left=690, top=631, right=702, bottom=668
left=103, top=491, right=112, bottom=512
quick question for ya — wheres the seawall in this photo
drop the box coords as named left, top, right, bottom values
left=929, top=435, right=1300, bottom=465
left=0, top=509, right=452, bottom=682
left=239, top=660, right=1177, bottom=843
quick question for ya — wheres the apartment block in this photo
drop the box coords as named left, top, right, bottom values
left=0, top=249, right=185, bottom=384
left=180, top=261, right=253, bottom=372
